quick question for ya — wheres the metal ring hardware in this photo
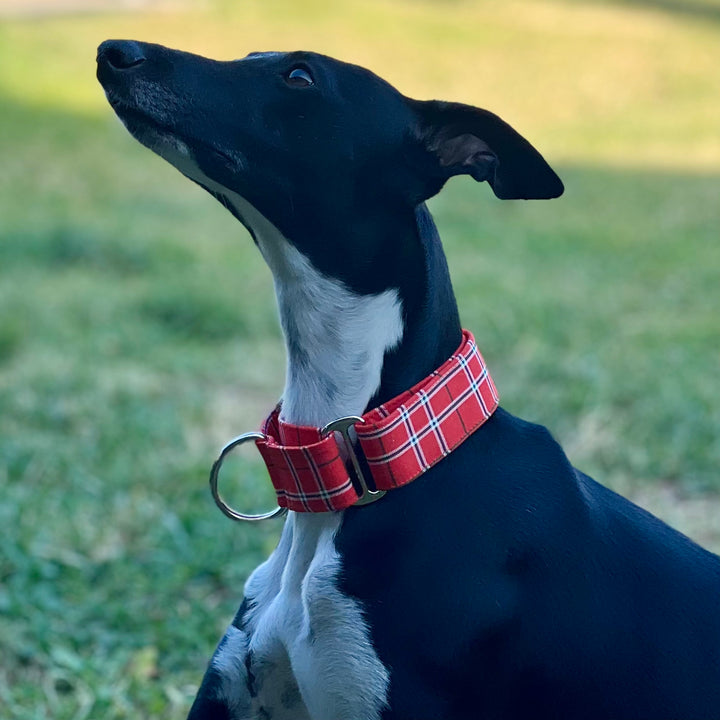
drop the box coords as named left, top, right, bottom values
left=320, top=416, right=386, bottom=507
left=209, top=432, right=287, bottom=522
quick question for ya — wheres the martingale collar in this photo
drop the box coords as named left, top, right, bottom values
left=210, top=330, right=499, bottom=519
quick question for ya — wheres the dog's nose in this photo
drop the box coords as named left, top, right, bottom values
left=97, top=40, right=147, bottom=71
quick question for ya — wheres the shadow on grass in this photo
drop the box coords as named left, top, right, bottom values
left=629, top=0, right=720, bottom=22
left=565, top=0, right=720, bottom=23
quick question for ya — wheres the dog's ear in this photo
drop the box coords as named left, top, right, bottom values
left=410, top=99, right=563, bottom=200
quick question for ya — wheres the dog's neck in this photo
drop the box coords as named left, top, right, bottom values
left=263, top=237, right=405, bottom=427
left=233, top=195, right=461, bottom=428
left=372, top=204, right=463, bottom=407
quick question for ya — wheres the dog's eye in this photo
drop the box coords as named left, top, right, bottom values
left=286, top=67, right=314, bottom=88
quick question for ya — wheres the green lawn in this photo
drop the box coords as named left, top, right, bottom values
left=1, top=1, right=719, bottom=717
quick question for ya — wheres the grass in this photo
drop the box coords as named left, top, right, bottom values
left=0, top=0, right=719, bottom=717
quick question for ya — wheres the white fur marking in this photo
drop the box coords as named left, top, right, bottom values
left=264, top=238, right=404, bottom=426
left=211, top=626, right=253, bottom=717
left=245, top=513, right=389, bottom=720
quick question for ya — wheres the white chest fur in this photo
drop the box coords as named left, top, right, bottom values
left=211, top=513, right=390, bottom=720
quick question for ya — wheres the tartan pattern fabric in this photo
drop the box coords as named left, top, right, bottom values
left=255, top=330, right=498, bottom=512
left=255, top=408, right=361, bottom=512
left=356, top=330, right=498, bottom=489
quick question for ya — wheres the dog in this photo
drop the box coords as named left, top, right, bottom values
left=97, top=40, right=720, bottom=720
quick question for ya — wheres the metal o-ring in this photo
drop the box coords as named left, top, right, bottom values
left=209, top=432, right=287, bottom=522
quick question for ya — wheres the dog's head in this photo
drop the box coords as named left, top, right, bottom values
left=97, top=41, right=562, bottom=287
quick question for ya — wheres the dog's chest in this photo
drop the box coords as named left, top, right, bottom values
left=210, top=513, right=389, bottom=720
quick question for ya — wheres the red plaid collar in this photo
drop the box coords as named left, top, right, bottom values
left=255, top=330, right=498, bottom=512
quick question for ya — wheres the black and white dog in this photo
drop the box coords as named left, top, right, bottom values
left=97, top=41, right=720, bottom=720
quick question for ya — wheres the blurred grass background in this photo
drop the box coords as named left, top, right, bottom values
left=0, top=0, right=719, bottom=717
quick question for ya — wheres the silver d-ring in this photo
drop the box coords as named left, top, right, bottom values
left=320, top=416, right=386, bottom=507
left=209, top=432, right=287, bottom=522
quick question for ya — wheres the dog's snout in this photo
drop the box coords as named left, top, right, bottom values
left=97, top=40, right=147, bottom=71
